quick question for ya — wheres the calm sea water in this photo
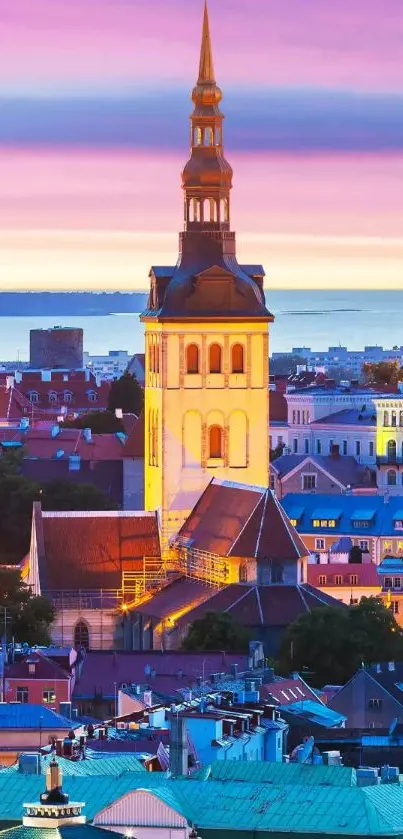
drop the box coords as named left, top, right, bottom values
left=0, top=290, right=402, bottom=361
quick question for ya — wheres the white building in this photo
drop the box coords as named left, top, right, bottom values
left=84, top=350, right=129, bottom=379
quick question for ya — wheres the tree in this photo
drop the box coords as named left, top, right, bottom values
left=64, top=410, right=124, bottom=434
left=277, top=597, right=403, bottom=687
left=41, top=480, right=116, bottom=512
left=269, top=355, right=308, bottom=376
left=270, top=442, right=285, bottom=461
left=182, top=611, right=251, bottom=652
left=362, top=360, right=403, bottom=388
left=349, top=545, right=363, bottom=564
left=0, top=568, right=54, bottom=646
left=108, top=372, right=143, bottom=416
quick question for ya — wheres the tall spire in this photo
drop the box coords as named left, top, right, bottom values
left=198, top=1, right=215, bottom=84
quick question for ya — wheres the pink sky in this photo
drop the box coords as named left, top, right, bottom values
left=1, top=0, right=402, bottom=290
left=2, top=0, right=403, bottom=92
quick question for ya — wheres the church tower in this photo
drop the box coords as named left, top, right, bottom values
left=141, top=2, right=273, bottom=553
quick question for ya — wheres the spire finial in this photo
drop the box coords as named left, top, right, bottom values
left=198, top=1, right=215, bottom=84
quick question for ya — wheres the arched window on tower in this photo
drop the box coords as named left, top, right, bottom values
left=221, top=197, right=229, bottom=223
left=215, top=126, right=221, bottom=146
left=209, top=343, right=222, bottom=373
left=186, top=344, right=199, bottom=374
left=387, top=439, right=397, bottom=462
left=204, top=127, right=214, bottom=146
left=204, top=198, right=216, bottom=223
left=194, top=126, right=203, bottom=146
left=209, top=425, right=223, bottom=459
left=392, top=410, right=397, bottom=427
left=74, top=620, right=89, bottom=650
left=190, top=198, right=200, bottom=222
left=231, top=343, right=244, bottom=373
left=384, top=411, right=389, bottom=427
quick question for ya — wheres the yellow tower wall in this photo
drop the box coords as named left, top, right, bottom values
left=144, top=320, right=270, bottom=552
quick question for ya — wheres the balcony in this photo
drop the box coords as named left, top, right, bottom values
left=376, top=456, right=403, bottom=466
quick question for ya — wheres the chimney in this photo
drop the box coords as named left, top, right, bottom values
left=6, top=375, right=14, bottom=390
left=115, top=408, right=123, bottom=419
left=83, top=427, right=92, bottom=443
left=170, top=715, right=188, bottom=777
left=331, top=444, right=340, bottom=459
left=388, top=661, right=395, bottom=672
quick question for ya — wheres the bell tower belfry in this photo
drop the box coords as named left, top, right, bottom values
left=141, top=1, right=273, bottom=554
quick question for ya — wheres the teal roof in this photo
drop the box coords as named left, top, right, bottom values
left=0, top=827, right=115, bottom=839
left=191, top=760, right=357, bottom=787
left=3, top=765, right=403, bottom=835
left=3, top=755, right=146, bottom=778
left=278, top=699, right=346, bottom=727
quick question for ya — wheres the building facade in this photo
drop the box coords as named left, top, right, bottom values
left=141, top=5, right=272, bottom=552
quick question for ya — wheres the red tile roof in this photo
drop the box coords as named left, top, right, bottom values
left=307, top=562, right=380, bottom=588
left=134, top=576, right=216, bottom=619
left=123, top=411, right=144, bottom=458
left=5, top=650, right=71, bottom=682
left=0, top=371, right=110, bottom=414
left=264, top=677, right=322, bottom=706
left=0, top=384, right=32, bottom=421
left=73, top=650, right=249, bottom=700
left=175, top=479, right=308, bottom=561
left=36, top=506, right=160, bottom=590
left=23, top=428, right=126, bottom=461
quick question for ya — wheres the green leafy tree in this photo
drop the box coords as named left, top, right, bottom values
left=41, top=480, right=116, bottom=512
left=0, top=473, right=39, bottom=564
left=182, top=611, right=251, bottom=652
left=108, top=372, right=144, bottom=416
left=277, top=597, right=403, bottom=686
left=270, top=442, right=285, bottom=461
left=362, top=360, right=403, bottom=388
left=270, top=354, right=308, bottom=376
left=349, top=545, right=363, bottom=564
left=63, top=410, right=124, bottom=434
left=0, top=568, right=54, bottom=646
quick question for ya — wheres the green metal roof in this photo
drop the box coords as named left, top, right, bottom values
left=0, top=826, right=116, bottom=839
left=3, top=766, right=403, bottom=835
left=3, top=755, right=146, bottom=778
left=191, top=760, right=357, bottom=787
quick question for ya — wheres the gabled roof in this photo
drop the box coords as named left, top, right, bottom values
left=271, top=454, right=375, bottom=489
left=175, top=479, right=308, bottom=561
left=34, top=505, right=160, bottom=590
left=173, top=583, right=345, bottom=630
left=5, top=650, right=71, bottom=682
left=264, top=676, right=323, bottom=707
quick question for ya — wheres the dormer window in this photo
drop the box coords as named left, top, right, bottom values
left=87, top=390, right=98, bottom=402
left=48, top=391, right=58, bottom=403
left=28, top=391, right=39, bottom=403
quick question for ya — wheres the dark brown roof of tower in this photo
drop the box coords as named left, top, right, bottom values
left=175, top=479, right=308, bottom=561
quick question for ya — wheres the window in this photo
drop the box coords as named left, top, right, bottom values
left=368, top=698, right=383, bottom=710
left=392, top=601, right=399, bottom=614
left=74, top=620, right=89, bottom=649
left=318, top=575, right=327, bottom=585
left=353, top=520, right=370, bottom=529
left=392, top=411, right=397, bottom=427
left=385, top=577, right=393, bottom=589
left=209, top=425, right=223, bottom=459
left=387, top=440, right=397, bottom=462
left=395, top=520, right=403, bottom=530
left=329, top=439, right=334, bottom=455
left=335, top=575, right=343, bottom=585
left=43, top=690, right=56, bottom=705
left=272, top=563, right=284, bottom=583
left=316, top=440, right=322, bottom=455
left=400, top=411, right=403, bottom=427
left=293, top=438, right=298, bottom=454
left=194, top=126, right=202, bottom=145
left=313, top=519, right=320, bottom=527
left=369, top=441, right=374, bottom=457
left=231, top=344, right=244, bottom=373
left=313, top=519, right=335, bottom=528
left=303, top=474, right=316, bottom=491
left=28, top=663, right=36, bottom=675
left=304, top=439, right=309, bottom=454
left=350, top=575, right=358, bottom=585
left=63, top=390, right=73, bottom=403
left=290, top=518, right=298, bottom=526
left=186, top=344, right=199, bottom=374
left=342, top=440, right=348, bottom=456
left=209, top=343, right=222, bottom=373
left=359, top=540, right=369, bottom=552
left=204, top=126, right=214, bottom=146
left=87, top=390, right=98, bottom=402
left=16, top=686, right=28, bottom=703
left=239, top=563, right=248, bottom=583
left=48, top=391, right=58, bottom=403
left=302, top=411, right=306, bottom=424
left=315, top=538, right=325, bottom=550
left=292, top=411, right=296, bottom=424
left=355, top=441, right=361, bottom=457
left=394, top=578, right=401, bottom=589
left=388, top=469, right=397, bottom=486
left=28, top=391, right=39, bottom=403
left=297, top=411, right=301, bottom=424
left=384, top=411, right=389, bottom=427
